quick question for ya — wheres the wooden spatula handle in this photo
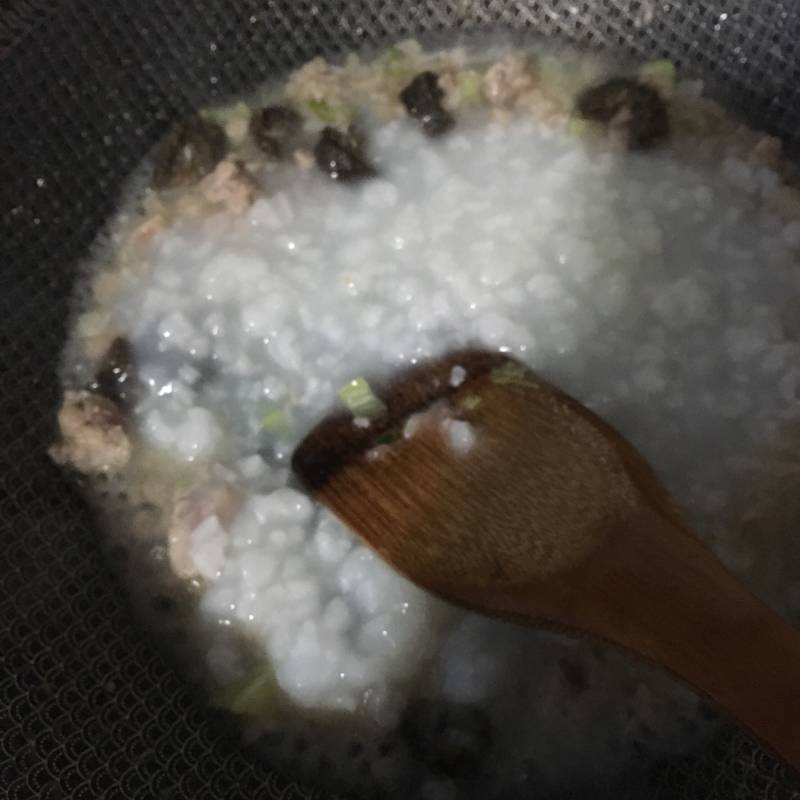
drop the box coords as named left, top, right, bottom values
left=472, top=507, right=800, bottom=772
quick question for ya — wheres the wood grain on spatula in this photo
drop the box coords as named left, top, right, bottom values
left=292, top=348, right=800, bottom=774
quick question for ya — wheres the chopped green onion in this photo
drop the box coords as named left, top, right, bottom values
left=338, top=377, right=386, bottom=418
left=306, top=98, right=337, bottom=123
left=383, top=46, right=415, bottom=81
left=212, top=663, right=280, bottom=716
left=567, top=116, right=603, bottom=139
left=460, top=394, right=482, bottom=411
left=384, top=46, right=405, bottom=66
left=490, top=362, right=538, bottom=388
left=393, top=38, right=423, bottom=59
left=202, top=100, right=250, bottom=124
left=261, top=407, right=291, bottom=435
left=458, top=69, right=483, bottom=107
left=232, top=101, right=251, bottom=118
left=305, top=98, right=352, bottom=124
left=538, top=55, right=582, bottom=100
left=375, top=427, right=400, bottom=446
left=638, top=60, right=677, bottom=95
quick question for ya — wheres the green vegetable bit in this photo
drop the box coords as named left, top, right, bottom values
left=212, top=663, right=280, bottom=716
left=458, top=69, right=483, bottom=107
left=382, top=43, right=417, bottom=81
left=305, top=98, right=352, bottom=124
left=460, top=394, right=482, bottom=411
left=384, top=46, right=406, bottom=68
left=538, top=55, right=584, bottom=100
left=338, top=377, right=386, bottom=418
left=638, top=59, right=677, bottom=95
left=375, top=427, right=401, bottom=446
left=261, top=407, right=291, bottom=435
left=567, top=115, right=604, bottom=140
left=490, top=362, right=539, bottom=389
left=202, top=100, right=250, bottom=125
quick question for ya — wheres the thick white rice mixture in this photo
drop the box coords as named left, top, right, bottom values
left=99, top=112, right=800, bottom=785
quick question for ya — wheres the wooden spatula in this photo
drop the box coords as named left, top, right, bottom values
left=292, top=348, right=800, bottom=772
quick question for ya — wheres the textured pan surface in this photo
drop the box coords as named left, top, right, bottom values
left=2, top=1, right=800, bottom=798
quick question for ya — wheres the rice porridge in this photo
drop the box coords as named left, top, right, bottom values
left=50, top=40, right=800, bottom=797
